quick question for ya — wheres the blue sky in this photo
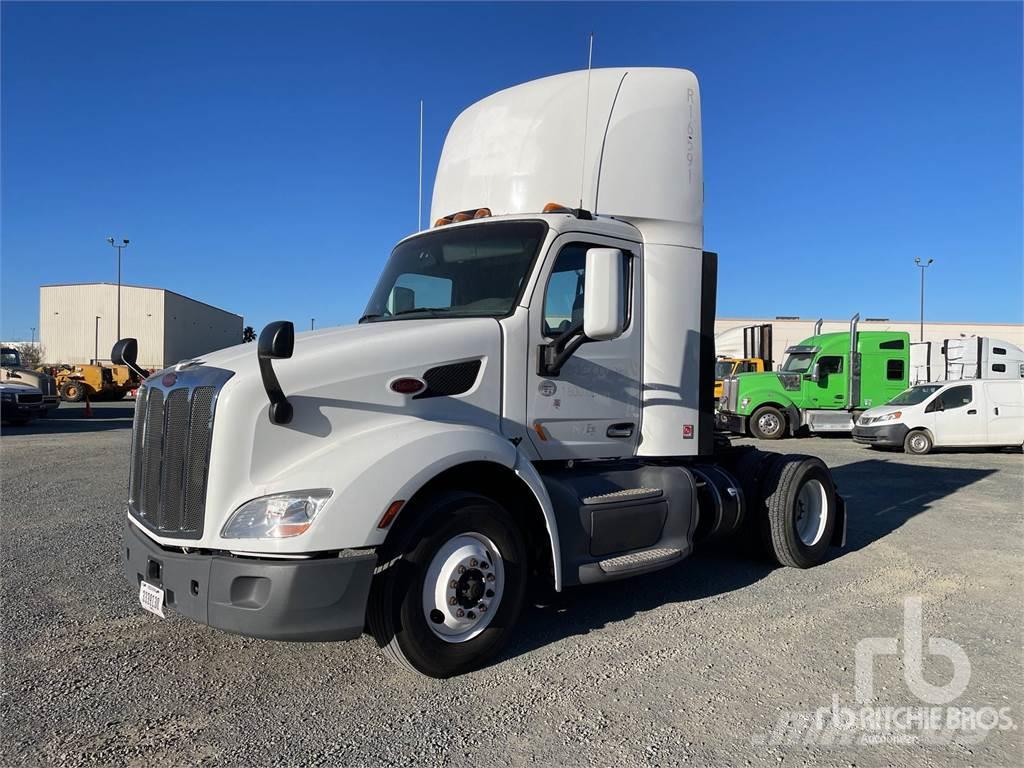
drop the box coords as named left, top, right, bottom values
left=2, top=1, right=1022, bottom=341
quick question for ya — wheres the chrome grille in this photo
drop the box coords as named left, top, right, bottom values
left=127, top=367, right=233, bottom=540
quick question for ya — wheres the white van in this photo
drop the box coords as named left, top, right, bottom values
left=852, top=379, right=1024, bottom=454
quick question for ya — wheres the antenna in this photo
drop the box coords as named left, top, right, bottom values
left=578, top=32, right=594, bottom=210
left=418, top=99, right=424, bottom=231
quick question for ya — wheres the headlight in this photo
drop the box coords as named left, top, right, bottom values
left=221, top=489, right=333, bottom=539
left=875, top=411, right=902, bottom=423
left=740, top=397, right=751, bottom=409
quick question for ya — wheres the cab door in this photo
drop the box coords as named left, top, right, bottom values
left=928, top=383, right=986, bottom=445
left=525, top=234, right=642, bottom=459
left=809, top=355, right=847, bottom=409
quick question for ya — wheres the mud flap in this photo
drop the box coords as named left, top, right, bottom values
left=831, top=493, right=847, bottom=547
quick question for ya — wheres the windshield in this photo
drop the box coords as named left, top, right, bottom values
left=1, top=350, right=20, bottom=367
left=887, top=384, right=943, bottom=406
left=781, top=352, right=815, bottom=374
left=715, top=361, right=736, bottom=379
left=362, top=221, right=547, bottom=322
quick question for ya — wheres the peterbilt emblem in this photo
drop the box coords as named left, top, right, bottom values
left=162, top=373, right=177, bottom=387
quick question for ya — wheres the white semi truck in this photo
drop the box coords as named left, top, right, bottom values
left=116, top=67, right=846, bottom=677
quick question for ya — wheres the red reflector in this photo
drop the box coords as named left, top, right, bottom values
left=390, top=377, right=426, bottom=395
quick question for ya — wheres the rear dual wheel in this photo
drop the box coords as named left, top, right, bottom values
left=764, top=455, right=837, bottom=568
left=742, top=453, right=838, bottom=568
left=367, top=492, right=527, bottom=678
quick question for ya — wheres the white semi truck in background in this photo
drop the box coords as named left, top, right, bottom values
left=116, top=68, right=846, bottom=677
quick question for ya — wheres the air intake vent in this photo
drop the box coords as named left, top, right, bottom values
left=414, top=360, right=482, bottom=399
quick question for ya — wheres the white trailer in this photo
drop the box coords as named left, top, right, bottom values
left=910, top=336, right=1024, bottom=384
left=116, top=68, right=847, bottom=677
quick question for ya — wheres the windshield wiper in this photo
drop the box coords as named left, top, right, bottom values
left=358, top=313, right=387, bottom=323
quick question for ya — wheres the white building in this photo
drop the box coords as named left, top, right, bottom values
left=715, top=316, right=1024, bottom=370
left=39, top=283, right=243, bottom=369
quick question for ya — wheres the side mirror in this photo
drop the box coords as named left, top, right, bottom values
left=926, top=399, right=943, bottom=413
left=111, top=338, right=148, bottom=379
left=111, top=338, right=138, bottom=366
left=258, top=321, right=294, bottom=360
left=808, top=362, right=821, bottom=382
left=257, top=321, right=295, bottom=424
left=582, top=248, right=626, bottom=342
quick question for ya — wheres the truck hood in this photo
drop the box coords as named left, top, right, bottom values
left=143, top=317, right=505, bottom=509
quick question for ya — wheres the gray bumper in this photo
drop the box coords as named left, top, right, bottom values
left=124, top=519, right=376, bottom=642
left=717, top=411, right=748, bottom=435
left=852, top=423, right=908, bottom=447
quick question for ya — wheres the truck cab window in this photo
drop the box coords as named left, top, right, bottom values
left=886, top=359, right=904, bottom=380
left=781, top=353, right=815, bottom=373
left=363, top=221, right=547, bottom=322
left=542, top=243, right=629, bottom=337
left=937, top=384, right=973, bottom=410
left=818, top=356, right=842, bottom=375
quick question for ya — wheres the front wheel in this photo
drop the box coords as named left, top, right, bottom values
left=763, top=455, right=837, bottom=568
left=60, top=382, right=85, bottom=402
left=904, top=429, right=933, bottom=455
left=367, top=492, right=527, bottom=678
left=750, top=405, right=786, bottom=440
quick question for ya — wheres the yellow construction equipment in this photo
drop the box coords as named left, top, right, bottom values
left=51, top=363, right=138, bottom=402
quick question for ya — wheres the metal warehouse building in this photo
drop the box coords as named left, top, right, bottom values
left=40, top=283, right=243, bottom=369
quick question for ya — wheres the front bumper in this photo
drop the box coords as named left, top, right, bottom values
left=716, top=411, right=748, bottom=435
left=124, top=518, right=377, bottom=641
left=852, top=423, right=909, bottom=447
left=1, top=400, right=47, bottom=420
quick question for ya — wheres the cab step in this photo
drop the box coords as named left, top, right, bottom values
left=598, top=546, right=682, bottom=575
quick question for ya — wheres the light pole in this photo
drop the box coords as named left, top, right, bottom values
left=107, top=237, right=129, bottom=339
left=30, top=327, right=36, bottom=344
left=914, top=257, right=934, bottom=341
left=311, top=318, right=316, bottom=331
left=94, top=316, right=101, bottom=364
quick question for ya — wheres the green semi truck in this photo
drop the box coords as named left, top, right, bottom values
left=717, top=314, right=910, bottom=439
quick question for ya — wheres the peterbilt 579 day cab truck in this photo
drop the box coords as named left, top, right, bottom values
left=116, top=68, right=846, bottom=678
left=718, top=315, right=910, bottom=439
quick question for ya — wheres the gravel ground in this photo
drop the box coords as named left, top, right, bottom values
left=2, top=402, right=1022, bottom=766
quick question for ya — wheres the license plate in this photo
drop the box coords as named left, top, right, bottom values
left=139, top=580, right=165, bottom=618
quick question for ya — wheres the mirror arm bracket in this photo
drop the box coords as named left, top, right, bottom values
left=258, top=356, right=293, bottom=425
left=258, top=321, right=295, bottom=425
left=538, top=321, right=590, bottom=377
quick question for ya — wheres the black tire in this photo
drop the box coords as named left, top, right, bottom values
left=904, top=429, right=933, bottom=455
left=763, top=455, right=837, bottom=568
left=60, top=382, right=85, bottom=402
left=750, top=405, right=786, bottom=440
left=367, top=491, right=528, bottom=678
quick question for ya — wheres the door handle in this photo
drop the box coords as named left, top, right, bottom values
left=606, top=423, right=634, bottom=438
left=994, top=407, right=999, bottom=416
left=967, top=409, right=977, bottom=415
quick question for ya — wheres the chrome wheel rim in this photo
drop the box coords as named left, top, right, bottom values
left=758, top=413, right=781, bottom=435
left=422, top=532, right=504, bottom=643
left=795, top=479, right=828, bottom=546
